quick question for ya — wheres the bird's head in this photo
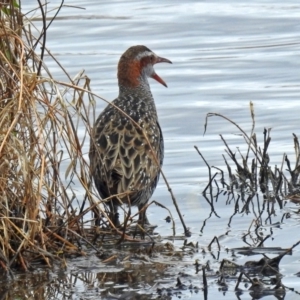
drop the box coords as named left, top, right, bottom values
left=117, top=45, right=172, bottom=89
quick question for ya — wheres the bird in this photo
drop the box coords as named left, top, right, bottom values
left=89, top=45, right=171, bottom=226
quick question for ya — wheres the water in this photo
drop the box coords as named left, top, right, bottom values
left=14, top=0, right=300, bottom=298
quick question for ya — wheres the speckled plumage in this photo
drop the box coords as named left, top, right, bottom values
left=89, top=45, right=171, bottom=225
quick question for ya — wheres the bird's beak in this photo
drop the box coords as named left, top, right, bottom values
left=155, top=56, right=172, bottom=65
left=151, top=56, right=172, bottom=88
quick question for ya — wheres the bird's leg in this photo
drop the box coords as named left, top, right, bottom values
left=108, top=201, right=120, bottom=227
left=93, top=206, right=102, bottom=226
left=138, top=203, right=150, bottom=225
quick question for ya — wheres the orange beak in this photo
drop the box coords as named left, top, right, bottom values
left=151, top=56, right=172, bottom=88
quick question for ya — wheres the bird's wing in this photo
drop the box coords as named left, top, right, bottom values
left=90, top=105, right=162, bottom=199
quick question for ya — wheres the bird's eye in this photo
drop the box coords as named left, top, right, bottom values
left=150, top=55, right=154, bottom=62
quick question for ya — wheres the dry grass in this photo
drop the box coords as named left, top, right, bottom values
left=0, top=1, right=106, bottom=273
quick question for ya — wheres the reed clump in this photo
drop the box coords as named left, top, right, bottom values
left=0, top=1, right=103, bottom=273
left=199, top=102, right=300, bottom=203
